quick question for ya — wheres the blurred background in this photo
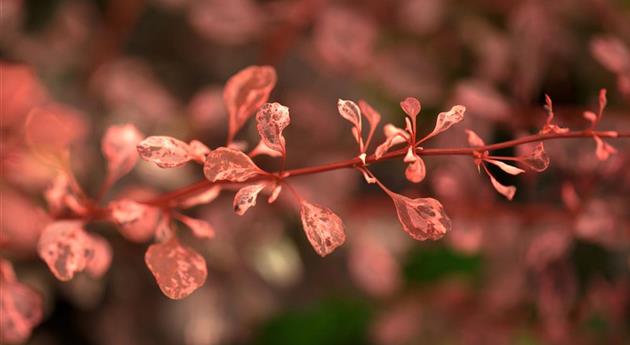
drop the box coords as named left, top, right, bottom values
left=1, top=0, right=630, bottom=344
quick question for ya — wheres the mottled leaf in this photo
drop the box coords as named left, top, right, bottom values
left=387, top=192, right=451, bottom=241
left=520, top=143, right=550, bottom=172
left=109, top=199, right=160, bottom=242
left=249, top=140, right=283, bottom=158
left=145, top=238, right=207, bottom=299
left=188, top=140, right=211, bottom=163
left=224, top=65, right=277, bottom=142
left=0, top=259, right=43, bottom=344
left=374, top=124, right=410, bottom=159
left=203, top=147, right=263, bottom=182
left=405, top=156, right=426, bottom=183
left=400, top=97, right=421, bottom=119
left=37, top=221, right=92, bottom=281
left=85, top=234, right=112, bottom=278
left=101, top=124, right=144, bottom=183
left=358, top=100, right=381, bottom=148
left=299, top=200, right=346, bottom=257
left=256, top=102, right=290, bottom=154
left=233, top=182, right=267, bottom=216
left=427, top=105, right=466, bottom=138
left=137, top=136, right=192, bottom=168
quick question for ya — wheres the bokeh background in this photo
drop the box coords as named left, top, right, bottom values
left=2, top=0, right=630, bottom=344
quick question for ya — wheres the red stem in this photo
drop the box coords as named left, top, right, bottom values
left=140, top=130, right=629, bottom=208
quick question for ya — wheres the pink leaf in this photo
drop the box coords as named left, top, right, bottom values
left=358, top=100, right=381, bottom=147
left=337, top=99, right=362, bottom=130
left=519, top=143, right=550, bottom=172
left=0, top=259, right=43, bottom=344
left=175, top=214, right=215, bottom=239
left=400, top=97, right=421, bottom=119
left=178, top=186, right=222, bottom=209
left=188, top=140, right=210, bottom=163
left=137, top=136, right=192, bottom=168
left=109, top=199, right=160, bottom=242
left=428, top=105, right=466, bottom=138
left=256, top=102, right=290, bottom=154
left=387, top=192, right=451, bottom=241
left=268, top=184, right=282, bottom=203
left=374, top=124, right=410, bottom=159
left=37, top=221, right=92, bottom=281
left=224, top=65, right=277, bottom=142
left=484, top=159, right=525, bottom=175
left=487, top=173, right=516, bottom=200
left=348, top=237, right=401, bottom=297
left=465, top=129, right=485, bottom=147
left=154, top=214, right=175, bottom=243
left=203, top=147, right=264, bottom=182
left=590, top=36, right=630, bottom=74
left=405, top=156, right=426, bottom=183
left=233, top=182, right=267, bottom=216
left=85, top=234, right=112, bottom=278
left=249, top=140, right=283, bottom=158
left=593, top=136, right=617, bottom=161
left=541, top=94, right=569, bottom=136
left=598, top=88, right=607, bottom=117
left=299, top=200, right=346, bottom=257
left=44, top=173, right=72, bottom=214
left=583, top=111, right=598, bottom=125
left=101, top=124, right=144, bottom=183
left=145, top=238, right=207, bottom=299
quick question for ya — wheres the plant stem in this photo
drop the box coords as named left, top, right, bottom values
left=141, top=130, right=628, bottom=207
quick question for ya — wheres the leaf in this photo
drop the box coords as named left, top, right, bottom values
left=348, top=237, right=400, bottom=297
left=593, top=136, right=617, bottom=161
left=487, top=173, right=516, bottom=200
left=256, top=102, right=290, bottom=154
left=387, top=192, right=451, bottom=241
left=428, top=105, right=466, bottom=138
left=405, top=156, right=426, bottom=183
left=583, top=111, right=598, bottom=125
left=203, top=147, right=264, bottom=182
left=400, top=97, right=421, bottom=119
left=268, top=184, right=282, bottom=203
left=37, top=221, right=93, bottom=281
left=85, top=234, right=112, bottom=279
left=188, top=140, right=211, bottom=163
left=175, top=214, right=215, bottom=239
left=598, top=88, right=607, bottom=117
left=374, top=124, right=410, bottom=159
left=178, top=186, right=222, bottom=209
left=465, top=129, right=485, bottom=147
left=249, top=140, right=283, bottom=158
left=520, top=143, right=550, bottom=172
left=484, top=159, right=525, bottom=175
left=0, top=259, right=43, bottom=344
left=137, top=136, right=192, bottom=168
left=337, top=99, right=362, bottom=130
left=145, top=238, right=207, bottom=299
left=109, top=199, right=160, bottom=242
left=101, top=124, right=144, bottom=183
left=233, top=182, right=267, bottom=216
left=358, top=100, right=381, bottom=147
left=299, top=200, right=346, bottom=257
left=590, top=36, right=630, bottom=74
left=224, top=65, right=277, bottom=142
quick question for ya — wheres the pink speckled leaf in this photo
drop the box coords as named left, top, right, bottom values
left=109, top=199, right=160, bottom=242
left=203, top=147, right=264, bottom=182
left=400, top=97, right=421, bottom=119
left=427, top=105, right=466, bottom=138
left=188, top=140, right=211, bottom=163
left=224, top=65, right=277, bottom=142
left=249, top=140, right=283, bottom=158
left=374, top=124, right=410, bottom=159
left=145, top=238, right=207, bottom=300
left=465, top=129, right=485, bottom=147
left=338, top=99, right=362, bottom=130
left=0, top=259, right=43, bottom=344
left=299, top=200, right=346, bottom=257
left=85, top=234, right=112, bottom=278
left=37, top=221, right=93, bottom=281
left=175, top=214, right=215, bottom=239
left=178, top=186, right=222, bottom=209
left=405, top=156, right=426, bottom=183
left=520, top=143, right=550, bottom=172
left=488, top=174, right=516, bottom=200
left=387, top=192, right=451, bottom=241
left=233, top=182, right=267, bottom=216
left=256, top=102, right=290, bottom=154
left=484, top=159, right=525, bottom=175
left=101, top=124, right=144, bottom=183
left=137, top=136, right=192, bottom=168
left=593, top=136, right=617, bottom=161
